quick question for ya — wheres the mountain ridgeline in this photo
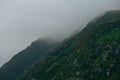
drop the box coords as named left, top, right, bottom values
left=21, top=10, right=120, bottom=80
left=0, top=39, right=58, bottom=80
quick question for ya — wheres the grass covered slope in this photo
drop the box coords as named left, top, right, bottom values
left=22, top=10, right=120, bottom=80
left=0, top=39, right=58, bottom=80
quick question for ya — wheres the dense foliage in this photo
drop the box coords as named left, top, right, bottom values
left=21, top=10, right=120, bottom=80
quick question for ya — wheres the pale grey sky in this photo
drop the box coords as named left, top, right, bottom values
left=0, top=0, right=120, bottom=67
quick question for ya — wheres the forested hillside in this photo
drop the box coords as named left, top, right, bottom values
left=21, top=10, right=120, bottom=80
left=0, top=39, right=58, bottom=80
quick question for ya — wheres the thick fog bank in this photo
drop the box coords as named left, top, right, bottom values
left=0, top=0, right=120, bottom=67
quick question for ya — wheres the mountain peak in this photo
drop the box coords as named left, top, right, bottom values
left=21, top=10, right=120, bottom=80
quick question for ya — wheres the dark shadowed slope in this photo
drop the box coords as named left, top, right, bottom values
left=0, top=39, right=58, bottom=80
left=21, top=10, right=120, bottom=80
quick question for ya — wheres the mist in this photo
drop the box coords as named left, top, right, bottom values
left=0, top=0, right=120, bottom=67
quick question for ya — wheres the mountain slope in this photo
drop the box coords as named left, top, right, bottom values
left=21, top=10, right=120, bottom=80
left=0, top=39, right=58, bottom=80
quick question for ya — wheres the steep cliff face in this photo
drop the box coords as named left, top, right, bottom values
left=21, top=10, right=120, bottom=80
left=0, top=39, right=58, bottom=80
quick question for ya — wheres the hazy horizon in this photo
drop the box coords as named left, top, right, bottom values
left=0, top=0, right=120, bottom=67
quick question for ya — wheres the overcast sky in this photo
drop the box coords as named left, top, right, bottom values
left=0, top=0, right=120, bottom=67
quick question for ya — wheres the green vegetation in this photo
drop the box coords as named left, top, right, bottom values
left=21, top=10, right=120, bottom=80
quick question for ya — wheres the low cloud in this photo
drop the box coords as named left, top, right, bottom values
left=0, top=0, right=120, bottom=67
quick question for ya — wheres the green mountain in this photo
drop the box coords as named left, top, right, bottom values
left=21, top=10, right=120, bottom=80
left=0, top=39, right=58, bottom=80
